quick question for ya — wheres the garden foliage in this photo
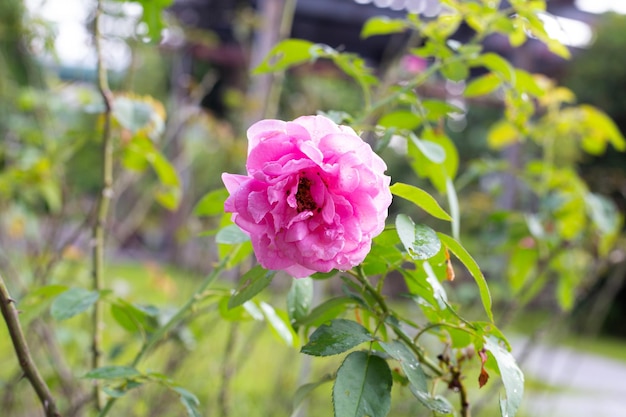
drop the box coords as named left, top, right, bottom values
left=0, top=1, right=624, bottom=417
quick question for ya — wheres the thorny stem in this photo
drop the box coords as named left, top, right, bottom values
left=0, top=273, right=61, bottom=417
left=98, top=256, right=231, bottom=417
left=350, top=267, right=443, bottom=377
left=92, top=0, right=115, bottom=411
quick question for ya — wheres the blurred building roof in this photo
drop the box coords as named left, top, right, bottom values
left=168, top=0, right=594, bottom=76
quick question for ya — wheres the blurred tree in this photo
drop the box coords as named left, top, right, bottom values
left=564, top=12, right=626, bottom=337
left=566, top=13, right=626, bottom=136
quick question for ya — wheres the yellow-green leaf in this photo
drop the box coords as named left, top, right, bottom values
left=390, top=183, right=452, bottom=221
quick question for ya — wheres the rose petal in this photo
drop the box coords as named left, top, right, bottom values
left=222, top=114, right=392, bottom=278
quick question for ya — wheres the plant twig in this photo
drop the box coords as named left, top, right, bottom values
left=0, top=273, right=61, bottom=417
left=92, top=0, right=115, bottom=411
left=350, top=267, right=444, bottom=376
left=98, top=255, right=231, bottom=417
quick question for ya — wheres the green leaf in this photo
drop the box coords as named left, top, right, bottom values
left=216, top=225, right=250, bottom=244
left=440, top=60, right=469, bottom=82
left=173, top=387, right=202, bottom=417
left=446, top=177, right=460, bottom=241
left=361, top=17, right=408, bottom=38
left=422, top=99, right=464, bottom=120
left=291, top=374, right=334, bottom=416
left=465, top=73, right=501, bottom=97
left=301, top=319, right=374, bottom=357
left=84, top=366, right=140, bottom=380
left=379, top=341, right=428, bottom=392
left=331, top=52, right=378, bottom=91
left=422, top=261, right=449, bottom=309
left=136, top=0, right=173, bottom=41
left=408, top=130, right=458, bottom=192
left=396, top=214, right=441, bottom=260
left=254, top=39, right=316, bottom=74
left=260, top=302, right=298, bottom=347
left=333, top=351, right=392, bottom=417
left=513, top=69, right=544, bottom=97
left=228, top=266, right=276, bottom=309
left=110, top=300, right=158, bottom=333
left=474, top=52, right=516, bottom=83
left=507, top=247, right=538, bottom=294
left=287, top=277, right=313, bottom=326
left=381, top=341, right=452, bottom=413
left=409, top=133, right=446, bottom=164
left=113, top=96, right=157, bottom=133
left=437, top=233, right=494, bottom=322
left=294, top=297, right=354, bottom=327
left=484, top=337, right=524, bottom=417
left=194, top=188, right=229, bottom=217
left=390, top=183, right=451, bottom=221
left=586, top=193, right=620, bottom=235
left=409, top=388, right=455, bottom=415
left=377, top=111, right=422, bottom=130
left=124, top=137, right=181, bottom=210
left=51, top=288, right=100, bottom=321
left=487, top=121, right=519, bottom=150
left=580, top=105, right=626, bottom=153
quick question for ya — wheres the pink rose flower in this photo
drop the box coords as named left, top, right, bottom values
left=222, top=115, right=392, bottom=278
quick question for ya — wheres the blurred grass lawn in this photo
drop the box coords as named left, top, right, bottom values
left=3, top=259, right=621, bottom=416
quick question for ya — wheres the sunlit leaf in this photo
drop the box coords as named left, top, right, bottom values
left=361, top=17, right=408, bottom=38
left=580, top=105, right=626, bottom=153
left=472, top=52, right=515, bottom=84
left=378, top=111, right=422, bottom=130
left=254, top=39, right=315, bottom=74
left=487, top=121, right=519, bottom=150
left=465, top=73, right=501, bottom=97
left=136, top=0, right=173, bottom=41
left=441, top=60, right=469, bottom=82
left=513, top=69, right=545, bottom=97
left=422, top=99, right=464, bottom=120
left=390, top=183, right=452, bottom=221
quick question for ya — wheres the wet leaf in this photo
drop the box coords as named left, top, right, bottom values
left=301, top=319, right=374, bottom=356
left=396, top=214, right=441, bottom=260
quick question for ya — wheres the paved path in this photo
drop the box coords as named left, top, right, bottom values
left=510, top=338, right=626, bottom=417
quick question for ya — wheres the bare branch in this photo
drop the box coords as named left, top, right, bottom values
left=0, top=273, right=61, bottom=417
